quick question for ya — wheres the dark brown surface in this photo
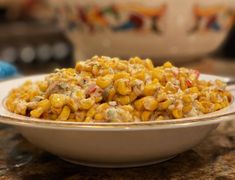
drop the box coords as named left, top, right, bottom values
left=1, top=58, right=235, bottom=180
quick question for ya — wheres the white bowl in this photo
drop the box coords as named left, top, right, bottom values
left=0, top=74, right=235, bottom=168
left=48, top=0, right=235, bottom=61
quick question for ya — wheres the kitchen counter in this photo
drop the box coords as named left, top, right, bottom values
left=1, top=58, right=235, bottom=180
left=1, top=122, right=235, bottom=180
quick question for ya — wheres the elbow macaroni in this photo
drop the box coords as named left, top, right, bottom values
left=6, top=56, right=232, bottom=122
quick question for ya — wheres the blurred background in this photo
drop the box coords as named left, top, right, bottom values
left=0, top=0, right=73, bottom=76
left=1, top=0, right=235, bottom=77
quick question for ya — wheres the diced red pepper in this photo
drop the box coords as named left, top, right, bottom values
left=186, top=80, right=193, bottom=87
left=194, top=70, right=200, bottom=79
left=87, top=84, right=97, bottom=94
left=173, top=72, right=178, bottom=78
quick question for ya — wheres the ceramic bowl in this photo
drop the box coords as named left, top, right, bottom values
left=48, top=0, right=235, bottom=61
left=0, top=74, right=235, bottom=168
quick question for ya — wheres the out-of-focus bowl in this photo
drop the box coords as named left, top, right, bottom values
left=48, top=0, right=235, bottom=61
left=0, top=74, right=235, bottom=168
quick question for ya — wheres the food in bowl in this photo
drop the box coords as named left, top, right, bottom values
left=5, top=56, right=231, bottom=122
left=48, top=0, right=235, bottom=60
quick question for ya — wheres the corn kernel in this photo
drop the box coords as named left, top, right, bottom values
left=84, top=117, right=93, bottom=122
left=75, top=111, right=86, bottom=122
left=134, top=98, right=145, bottom=111
left=97, top=103, right=110, bottom=112
left=114, top=72, right=130, bottom=80
left=130, top=92, right=137, bottom=102
left=38, top=99, right=51, bottom=111
left=183, top=104, right=192, bottom=113
left=114, top=79, right=131, bottom=95
left=133, top=71, right=146, bottom=81
left=144, top=84, right=157, bottom=96
left=215, top=79, right=226, bottom=87
left=199, top=101, right=212, bottom=113
left=107, top=87, right=116, bottom=101
left=165, top=82, right=177, bottom=93
left=29, top=90, right=39, bottom=101
left=20, top=93, right=30, bottom=101
left=6, top=98, right=15, bottom=112
left=152, top=79, right=159, bottom=84
left=115, top=95, right=131, bottom=105
left=121, top=105, right=134, bottom=112
left=143, top=96, right=158, bottom=111
left=49, top=94, right=66, bottom=108
left=49, top=114, right=58, bottom=120
left=38, top=81, right=48, bottom=92
left=96, top=74, right=113, bottom=88
left=210, top=93, right=218, bottom=103
left=180, top=77, right=187, bottom=90
left=87, top=106, right=97, bottom=118
left=30, top=108, right=44, bottom=118
left=101, top=68, right=111, bottom=76
left=144, top=59, right=154, bottom=70
left=172, top=109, right=183, bottom=119
left=141, top=111, right=152, bottom=121
left=133, top=110, right=141, bottom=119
left=75, top=62, right=83, bottom=72
left=158, top=100, right=172, bottom=110
left=214, top=103, right=221, bottom=111
left=58, top=106, right=71, bottom=121
left=163, top=61, right=173, bottom=68
left=76, top=90, right=85, bottom=99
left=182, top=95, right=192, bottom=103
left=189, top=87, right=199, bottom=93
left=94, top=96, right=103, bottom=103
left=83, top=65, right=92, bottom=72
left=92, top=65, right=100, bottom=76
left=157, top=115, right=164, bottom=120
left=66, top=99, right=78, bottom=112
left=156, top=93, right=167, bottom=102
left=116, top=62, right=128, bottom=70
left=151, top=68, right=164, bottom=81
left=80, top=71, right=93, bottom=77
left=94, top=113, right=104, bottom=121
left=79, top=98, right=95, bottom=110
left=129, top=57, right=143, bottom=64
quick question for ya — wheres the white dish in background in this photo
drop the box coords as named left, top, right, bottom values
left=48, top=0, right=235, bottom=61
left=0, top=74, right=235, bottom=168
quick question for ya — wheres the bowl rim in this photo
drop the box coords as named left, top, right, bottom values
left=0, top=74, right=235, bottom=130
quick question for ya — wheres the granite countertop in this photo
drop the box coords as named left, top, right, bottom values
left=0, top=122, right=235, bottom=180
left=1, top=58, right=235, bottom=180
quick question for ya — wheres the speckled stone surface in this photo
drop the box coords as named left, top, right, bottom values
left=0, top=121, right=235, bottom=180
